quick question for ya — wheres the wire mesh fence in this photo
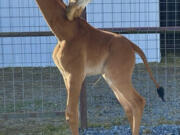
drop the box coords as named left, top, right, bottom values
left=0, top=0, right=67, bottom=119
left=0, top=0, right=180, bottom=134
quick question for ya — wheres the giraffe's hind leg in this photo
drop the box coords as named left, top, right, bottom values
left=102, top=44, right=146, bottom=135
left=103, top=73, right=145, bottom=135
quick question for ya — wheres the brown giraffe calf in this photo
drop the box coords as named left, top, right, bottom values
left=35, top=0, right=165, bottom=135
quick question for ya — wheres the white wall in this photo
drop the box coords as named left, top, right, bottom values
left=86, top=0, right=161, bottom=63
left=0, top=0, right=160, bottom=67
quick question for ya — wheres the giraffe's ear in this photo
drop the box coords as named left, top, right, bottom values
left=56, top=0, right=67, bottom=8
left=66, top=0, right=91, bottom=21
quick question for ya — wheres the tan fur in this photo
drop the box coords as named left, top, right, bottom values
left=66, top=0, right=91, bottom=21
left=36, top=0, right=161, bottom=135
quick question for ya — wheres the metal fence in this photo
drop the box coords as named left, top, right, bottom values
left=0, top=0, right=180, bottom=131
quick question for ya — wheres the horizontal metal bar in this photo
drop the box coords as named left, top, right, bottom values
left=0, top=31, right=54, bottom=37
left=0, top=111, right=64, bottom=119
left=102, top=26, right=180, bottom=34
left=0, top=27, right=180, bottom=37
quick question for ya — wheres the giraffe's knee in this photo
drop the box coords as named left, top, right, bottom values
left=65, top=108, right=78, bottom=125
left=137, top=96, right=146, bottom=109
left=132, top=95, right=146, bottom=115
left=123, top=104, right=132, bottom=115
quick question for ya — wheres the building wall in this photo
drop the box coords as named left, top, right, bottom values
left=87, top=0, right=161, bottom=63
left=0, top=0, right=160, bottom=67
left=160, top=0, right=180, bottom=56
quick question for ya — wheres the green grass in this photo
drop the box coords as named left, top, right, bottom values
left=41, top=123, right=71, bottom=135
left=87, top=116, right=129, bottom=129
left=142, top=128, right=152, bottom=134
left=0, top=117, right=71, bottom=135
left=156, top=117, right=180, bottom=126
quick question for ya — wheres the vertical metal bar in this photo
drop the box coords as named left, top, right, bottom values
left=174, top=0, right=177, bottom=112
left=8, top=0, right=16, bottom=113
left=0, top=4, right=6, bottom=112
left=165, top=0, right=168, bottom=95
left=37, top=3, right=44, bottom=113
left=102, top=0, right=104, bottom=28
left=80, top=9, right=88, bottom=129
left=19, top=0, right=25, bottom=115
left=1, top=39, right=6, bottom=113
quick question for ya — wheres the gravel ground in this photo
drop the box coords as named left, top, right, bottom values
left=0, top=118, right=180, bottom=135
left=81, top=125, right=180, bottom=135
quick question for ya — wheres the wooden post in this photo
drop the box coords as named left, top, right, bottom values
left=80, top=80, right=88, bottom=129
left=80, top=8, right=88, bottom=129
